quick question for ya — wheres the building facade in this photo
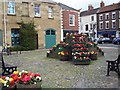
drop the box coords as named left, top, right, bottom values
left=97, top=2, right=120, bottom=39
left=0, top=1, right=3, bottom=46
left=58, top=3, right=80, bottom=41
left=80, top=5, right=99, bottom=39
left=0, top=0, right=61, bottom=49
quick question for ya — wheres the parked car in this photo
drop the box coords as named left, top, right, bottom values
left=98, top=37, right=112, bottom=44
left=113, top=37, right=120, bottom=44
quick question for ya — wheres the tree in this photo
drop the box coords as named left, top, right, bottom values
left=19, top=22, right=37, bottom=50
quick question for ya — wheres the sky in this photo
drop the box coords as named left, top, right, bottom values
left=53, top=0, right=120, bottom=11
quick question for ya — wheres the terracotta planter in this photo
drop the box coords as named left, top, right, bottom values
left=16, top=82, right=42, bottom=89
left=90, top=54, right=97, bottom=60
left=1, top=84, right=17, bottom=90
left=60, top=55, right=69, bottom=61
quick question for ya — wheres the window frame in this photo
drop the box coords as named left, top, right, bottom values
left=69, top=14, right=75, bottom=26
left=7, top=1, right=15, bottom=15
left=112, top=20, right=116, bottom=29
left=119, top=11, right=120, bottom=18
left=99, top=22, right=103, bottom=29
left=112, top=12, right=116, bottom=19
left=105, top=13, right=109, bottom=20
left=11, top=29, right=20, bottom=46
left=99, top=14, right=103, bottom=21
left=34, top=4, right=40, bottom=17
left=119, top=19, right=120, bottom=28
left=85, top=24, right=89, bottom=31
left=91, top=16, right=94, bottom=21
left=105, top=21, right=109, bottom=29
left=48, top=6, right=53, bottom=19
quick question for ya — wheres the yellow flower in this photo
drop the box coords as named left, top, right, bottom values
left=0, top=78, right=2, bottom=83
left=91, top=51, right=94, bottom=54
left=1, top=79, right=5, bottom=84
left=9, top=78, right=14, bottom=82
left=13, top=71, right=19, bottom=75
left=58, top=52, right=60, bottom=55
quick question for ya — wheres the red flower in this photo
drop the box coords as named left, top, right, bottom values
left=2, top=76, right=6, bottom=79
left=22, top=76, right=31, bottom=84
left=35, top=74, right=41, bottom=77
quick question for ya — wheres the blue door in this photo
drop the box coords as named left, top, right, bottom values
left=45, top=29, right=56, bottom=49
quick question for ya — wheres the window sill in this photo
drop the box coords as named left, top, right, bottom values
left=34, top=16, right=41, bottom=18
left=48, top=17, right=54, bottom=20
left=7, top=14, right=16, bottom=16
left=69, top=25, right=75, bottom=27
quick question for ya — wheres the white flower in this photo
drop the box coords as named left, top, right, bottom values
left=47, top=51, right=50, bottom=53
left=5, top=77, right=9, bottom=81
left=30, top=75, right=32, bottom=78
left=34, top=82, right=37, bottom=84
left=36, top=76, right=42, bottom=81
left=22, top=70, right=25, bottom=72
left=19, top=72, right=22, bottom=76
left=24, top=71, right=28, bottom=73
left=7, top=85, right=9, bottom=87
left=74, top=56, right=76, bottom=59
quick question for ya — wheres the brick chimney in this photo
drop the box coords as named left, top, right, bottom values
left=100, top=1, right=105, bottom=8
left=88, top=4, right=94, bottom=10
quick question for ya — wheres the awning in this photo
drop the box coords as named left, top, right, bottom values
left=98, top=31, right=116, bottom=35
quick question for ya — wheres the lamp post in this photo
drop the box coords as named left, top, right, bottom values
left=93, top=23, right=96, bottom=40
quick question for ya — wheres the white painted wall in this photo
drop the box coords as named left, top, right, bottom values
left=80, top=14, right=97, bottom=39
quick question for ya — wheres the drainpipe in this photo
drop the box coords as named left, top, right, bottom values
left=4, top=0, right=7, bottom=46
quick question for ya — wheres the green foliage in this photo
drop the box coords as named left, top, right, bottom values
left=10, top=45, right=26, bottom=51
left=19, top=22, right=37, bottom=50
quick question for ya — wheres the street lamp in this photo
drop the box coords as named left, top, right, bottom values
left=93, top=23, right=96, bottom=40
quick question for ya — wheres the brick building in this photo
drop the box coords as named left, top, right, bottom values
left=58, top=3, right=80, bottom=41
left=97, top=1, right=120, bottom=39
left=0, top=0, right=61, bottom=49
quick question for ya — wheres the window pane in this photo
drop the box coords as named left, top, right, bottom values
left=8, top=1, right=15, bottom=14
left=51, top=30, right=55, bottom=35
left=69, top=14, right=75, bottom=26
left=46, top=30, right=50, bottom=35
left=11, top=29, right=20, bottom=46
left=85, top=24, right=88, bottom=31
left=48, top=7, right=53, bottom=18
left=35, top=4, right=40, bottom=17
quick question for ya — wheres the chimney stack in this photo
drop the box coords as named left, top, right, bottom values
left=88, top=4, right=94, bottom=10
left=100, top=1, right=105, bottom=8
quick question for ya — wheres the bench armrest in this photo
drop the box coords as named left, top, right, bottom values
left=106, top=60, right=116, bottom=62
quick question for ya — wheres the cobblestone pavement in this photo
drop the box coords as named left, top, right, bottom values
left=1, top=46, right=119, bottom=88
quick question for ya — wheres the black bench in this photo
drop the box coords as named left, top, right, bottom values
left=106, top=54, right=120, bottom=77
left=0, top=52, right=17, bottom=76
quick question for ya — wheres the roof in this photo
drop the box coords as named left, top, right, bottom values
left=80, top=8, right=99, bottom=16
left=58, top=3, right=78, bottom=11
left=97, top=2, right=120, bottom=13
left=24, top=0, right=56, bottom=4
left=41, top=0, right=56, bottom=4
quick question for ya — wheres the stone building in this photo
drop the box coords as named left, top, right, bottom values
left=0, top=0, right=61, bottom=49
